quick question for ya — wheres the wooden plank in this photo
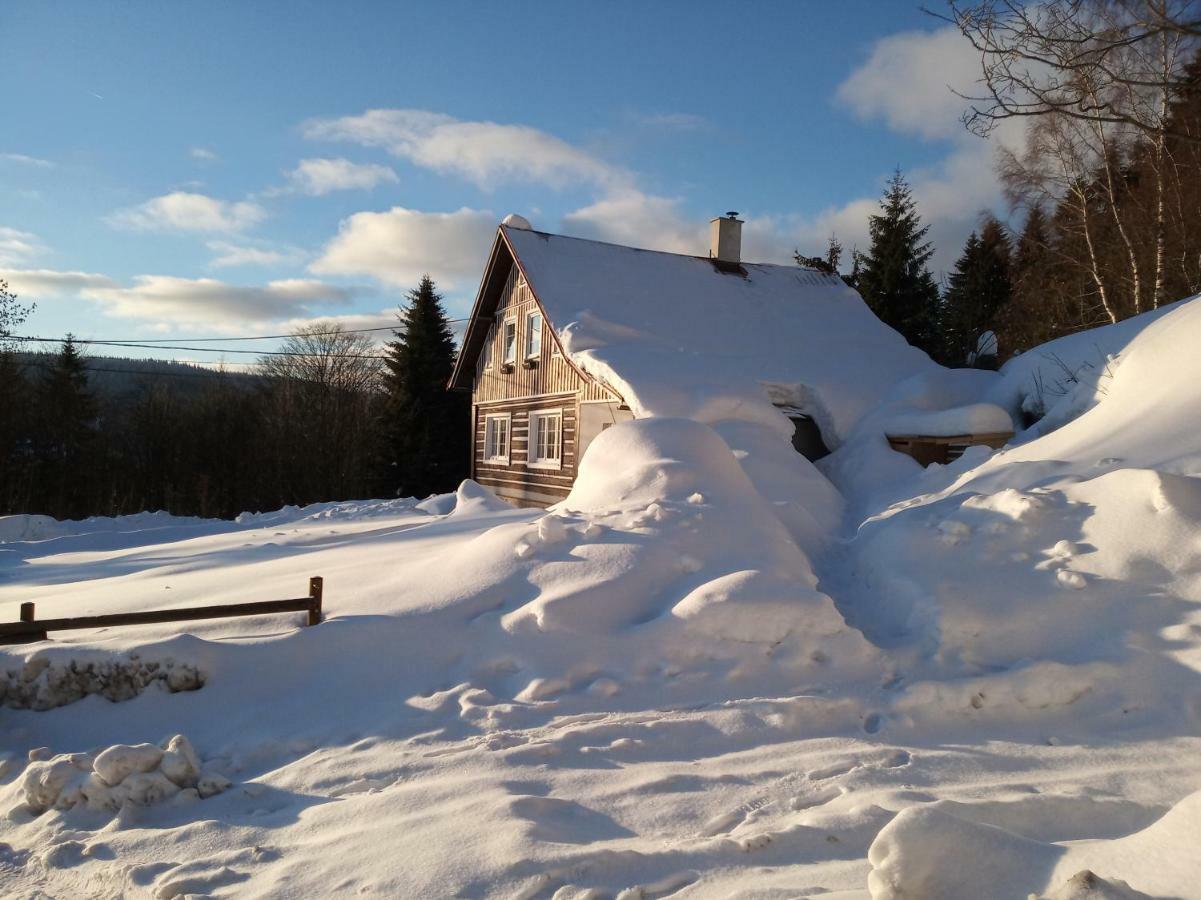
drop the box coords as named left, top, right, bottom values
left=0, top=580, right=324, bottom=643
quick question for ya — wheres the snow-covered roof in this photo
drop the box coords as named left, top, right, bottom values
left=497, top=225, right=936, bottom=445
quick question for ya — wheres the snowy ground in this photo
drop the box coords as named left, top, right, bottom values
left=4, top=300, right=1201, bottom=899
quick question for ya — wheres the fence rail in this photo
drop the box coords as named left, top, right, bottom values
left=0, top=576, right=323, bottom=645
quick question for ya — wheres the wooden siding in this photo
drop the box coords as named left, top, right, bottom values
left=473, top=397, right=578, bottom=506
left=468, top=264, right=622, bottom=507
left=472, top=267, right=616, bottom=403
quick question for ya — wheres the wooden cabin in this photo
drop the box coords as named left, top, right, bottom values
left=449, top=214, right=1012, bottom=506
left=447, top=217, right=632, bottom=506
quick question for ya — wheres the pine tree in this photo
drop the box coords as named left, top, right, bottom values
left=825, top=235, right=843, bottom=273
left=380, top=275, right=469, bottom=498
left=845, top=248, right=863, bottom=290
left=941, top=217, right=1013, bottom=367
left=857, top=170, right=942, bottom=355
left=0, top=280, right=35, bottom=511
left=36, top=336, right=99, bottom=517
left=994, top=205, right=1060, bottom=356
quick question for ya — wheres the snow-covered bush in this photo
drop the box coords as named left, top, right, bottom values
left=0, top=654, right=204, bottom=711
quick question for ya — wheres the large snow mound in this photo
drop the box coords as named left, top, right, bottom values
left=869, top=788, right=1201, bottom=899
left=989, top=296, right=1191, bottom=435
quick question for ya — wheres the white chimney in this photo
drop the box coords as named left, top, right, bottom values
left=709, top=211, right=743, bottom=264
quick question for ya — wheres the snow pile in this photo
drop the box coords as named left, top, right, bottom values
left=1, top=652, right=204, bottom=711
left=869, top=789, right=1201, bottom=899
left=0, top=510, right=211, bottom=544
left=820, top=366, right=1006, bottom=510
left=444, top=478, right=517, bottom=516
left=0, top=498, right=425, bottom=548
left=502, top=224, right=937, bottom=447
left=407, top=418, right=881, bottom=719
left=21, top=734, right=229, bottom=815
left=988, top=297, right=1190, bottom=434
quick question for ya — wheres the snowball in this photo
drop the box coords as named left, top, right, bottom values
left=93, top=743, right=163, bottom=787
left=160, top=735, right=201, bottom=788
left=22, top=756, right=89, bottom=814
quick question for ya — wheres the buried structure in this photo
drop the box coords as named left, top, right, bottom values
left=449, top=213, right=1013, bottom=506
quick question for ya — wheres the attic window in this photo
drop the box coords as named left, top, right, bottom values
left=525, top=311, right=542, bottom=360
left=502, top=318, right=517, bottom=366
left=481, top=328, right=494, bottom=370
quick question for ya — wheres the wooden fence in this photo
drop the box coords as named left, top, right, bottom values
left=0, top=576, right=323, bottom=645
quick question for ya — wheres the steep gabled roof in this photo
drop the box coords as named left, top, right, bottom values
left=505, top=225, right=937, bottom=444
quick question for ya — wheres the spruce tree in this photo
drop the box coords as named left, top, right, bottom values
left=380, top=275, right=469, bottom=498
left=994, top=205, right=1058, bottom=356
left=857, top=170, right=942, bottom=355
left=941, top=217, right=1012, bottom=367
left=36, top=336, right=99, bottom=517
left=0, top=280, right=34, bottom=511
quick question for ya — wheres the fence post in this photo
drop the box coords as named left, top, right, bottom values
left=20, top=602, right=35, bottom=623
left=308, top=576, right=323, bottom=626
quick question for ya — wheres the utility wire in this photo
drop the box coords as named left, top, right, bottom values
left=13, top=338, right=388, bottom=359
left=8, top=317, right=471, bottom=346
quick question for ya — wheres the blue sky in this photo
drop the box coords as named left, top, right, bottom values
left=1, top=1, right=1002, bottom=363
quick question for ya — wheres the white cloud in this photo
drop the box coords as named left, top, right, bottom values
left=190, top=147, right=219, bottom=163
left=82, top=275, right=362, bottom=327
left=108, top=192, right=266, bottom=233
left=0, top=227, right=48, bottom=266
left=286, top=158, right=398, bottom=196
left=310, top=206, right=496, bottom=290
left=207, top=239, right=306, bottom=269
left=799, top=24, right=1019, bottom=276
left=562, top=191, right=706, bottom=255
left=0, top=267, right=118, bottom=297
left=837, top=26, right=982, bottom=141
left=0, top=153, right=54, bottom=168
left=303, top=109, right=624, bottom=189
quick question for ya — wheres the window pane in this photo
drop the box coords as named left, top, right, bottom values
left=503, top=321, right=516, bottom=362
left=526, top=313, right=542, bottom=358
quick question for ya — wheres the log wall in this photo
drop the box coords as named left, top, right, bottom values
left=470, top=265, right=621, bottom=506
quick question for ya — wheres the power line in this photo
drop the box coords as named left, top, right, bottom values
left=7, top=317, right=471, bottom=346
left=12, top=337, right=389, bottom=359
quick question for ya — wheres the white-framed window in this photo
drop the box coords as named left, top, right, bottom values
left=525, top=310, right=542, bottom=360
left=481, top=325, right=494, bottom=371
left=483, top=413, right=511, bottom=464
left=528, top=408, right=563, bottom=469
left=502, top=318, right=517, bottom=365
